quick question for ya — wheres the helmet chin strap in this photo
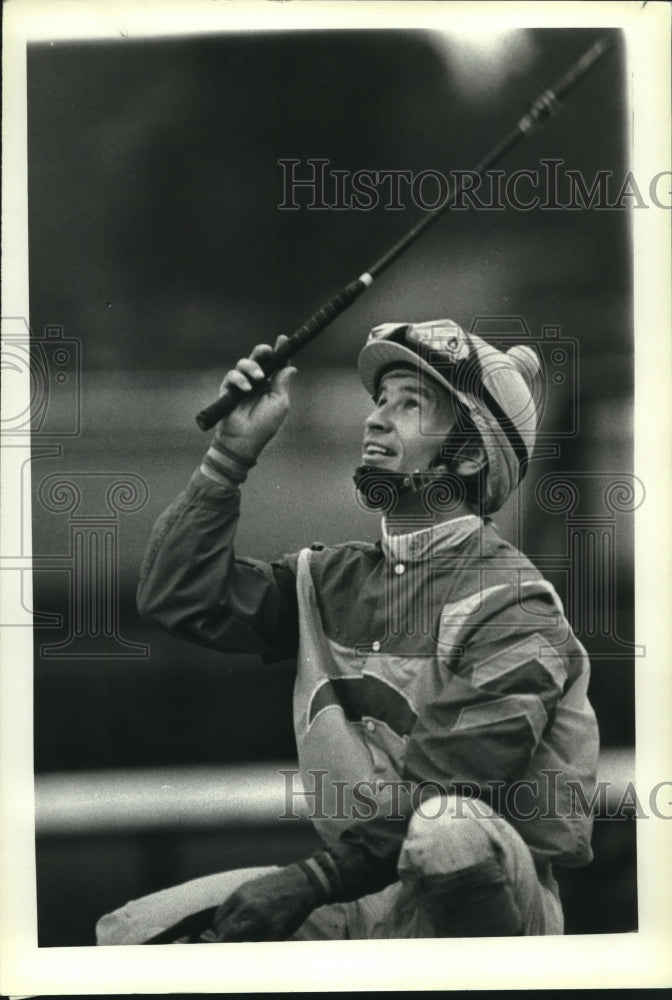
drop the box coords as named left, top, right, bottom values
left=353, top=462, right=479, bottom=518
left=353, top=432, right=485, bottom=514
left=353, top=463, right=483, bottom=516
left=353, top=464, right=448, bottom=495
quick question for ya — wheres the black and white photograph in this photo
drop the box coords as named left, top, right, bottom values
left=1, top=0, right=671, bottom=993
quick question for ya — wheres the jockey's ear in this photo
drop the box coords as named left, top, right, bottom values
left=435, top=440, right=487, bottom=479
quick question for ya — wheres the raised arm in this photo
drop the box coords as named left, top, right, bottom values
left=136, top=339, right=300, bottom=662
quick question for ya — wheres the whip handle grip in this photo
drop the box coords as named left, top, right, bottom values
left=195, top=347, right=285, bottom=431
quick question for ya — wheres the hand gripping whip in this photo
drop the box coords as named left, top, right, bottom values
left=196, top=34, right=615, bottom=431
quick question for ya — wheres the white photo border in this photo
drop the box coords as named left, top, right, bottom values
left=1, top=0, right=671, bottom=993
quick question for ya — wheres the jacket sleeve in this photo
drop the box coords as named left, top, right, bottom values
left=136, top=470, right=299, bottom=662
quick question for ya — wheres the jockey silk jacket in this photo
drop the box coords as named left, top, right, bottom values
left=136, top=470, right=599, bottom=896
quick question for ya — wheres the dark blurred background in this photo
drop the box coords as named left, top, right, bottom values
left=27, top=27, right=636, bottom=945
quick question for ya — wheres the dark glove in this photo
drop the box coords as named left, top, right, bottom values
left=204, top=863, right=324, bottom=942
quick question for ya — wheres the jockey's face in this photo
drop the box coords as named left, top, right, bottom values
left=362, top=368, right=455, bottom=474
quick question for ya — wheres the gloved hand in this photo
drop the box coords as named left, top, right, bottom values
left=203, top=863, right=323, bottom=942
left=213, top=334, right=297, bottom=465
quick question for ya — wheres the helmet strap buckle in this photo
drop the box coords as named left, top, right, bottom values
left=404, top=471, right=427, bottom=492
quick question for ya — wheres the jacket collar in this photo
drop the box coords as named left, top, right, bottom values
left=381, top=514, right=483, bottom=563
